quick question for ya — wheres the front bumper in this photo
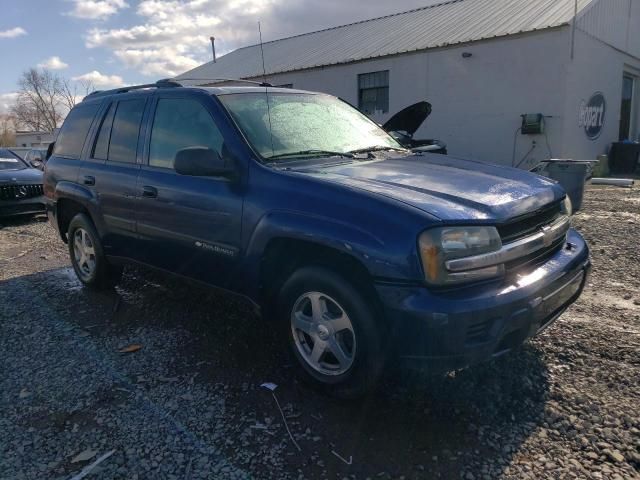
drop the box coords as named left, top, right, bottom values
left=377, top=228, right=590, bottom=371
left=0, top=196, right=46, bottom=217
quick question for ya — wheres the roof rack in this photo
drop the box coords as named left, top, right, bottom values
left=84, top=78, right=182, bottom=100
left=174, top=77, right=273, bottom=87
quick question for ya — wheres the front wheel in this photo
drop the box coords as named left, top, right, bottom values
left=278, top=266, right=385, bottom=399
left=68, top=213, right=122, bottom=290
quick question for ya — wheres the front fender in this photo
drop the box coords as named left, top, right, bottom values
left=238, top=209, right=421, bottom=300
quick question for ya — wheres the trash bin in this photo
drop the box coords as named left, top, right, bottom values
left=542, top=160, right=589, bottom=212
left=609, top=142, right=640, bottom=175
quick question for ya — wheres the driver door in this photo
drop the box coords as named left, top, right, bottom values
left=135, top=93, right=243, bottom=288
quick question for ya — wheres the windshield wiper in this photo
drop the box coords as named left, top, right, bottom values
left=266, top=150, right=354, bottom=161
left=347, top=146, right=407, bottom=155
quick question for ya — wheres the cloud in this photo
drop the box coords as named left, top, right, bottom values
left=67, top=0, right=128, bottom=20
left=37, top=56, right=69, bottom=70
left=84, top=0, right=443, bottom=78
left=0, top=27, right=27, bottom=39
left=85, top=0, right=278, bottom=77
left=0, top=92, right=19, bottom=114
left=72, top=70, right=125, bottom=87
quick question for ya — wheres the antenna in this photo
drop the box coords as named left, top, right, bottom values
left=258, top=21, right=275, bottom=157
left=258, top=22, right=268, bottom=84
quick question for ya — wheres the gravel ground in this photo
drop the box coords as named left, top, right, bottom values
left=0, top=184, right=639, bottom=480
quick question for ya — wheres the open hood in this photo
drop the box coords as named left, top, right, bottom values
left=382, top=101, right=432, bottom=136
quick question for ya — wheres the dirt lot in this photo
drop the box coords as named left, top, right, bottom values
left=1, top=185, right=639, bottom=480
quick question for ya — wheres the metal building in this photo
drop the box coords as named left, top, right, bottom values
left=177, top=0, right=640, bottom=167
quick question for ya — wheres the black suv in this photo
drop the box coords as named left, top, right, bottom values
left=45, top=81, right=589, bottom=398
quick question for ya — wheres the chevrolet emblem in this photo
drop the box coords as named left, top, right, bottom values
left=541, top=225, right=553, bottom=247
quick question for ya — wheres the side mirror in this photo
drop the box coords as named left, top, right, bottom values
left=174, top=147, right=233, bottom=177
left=30, top=160, right=44, bottom=170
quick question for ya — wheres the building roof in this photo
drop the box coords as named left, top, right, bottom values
left=177, top=0, right=597, bottom=82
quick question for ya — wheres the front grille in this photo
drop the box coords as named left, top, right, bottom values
left=505, top=237, right=565, bottom=273
left=497, top=202, right=562, bottom=243
left=0, top=184, right=44, bottom=201
left=498, top=201, right=567, bottom=273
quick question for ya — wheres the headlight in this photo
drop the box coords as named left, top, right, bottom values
left=561, top=196, right=573, bottom=216
left=419, top=226, right=503, bottom=286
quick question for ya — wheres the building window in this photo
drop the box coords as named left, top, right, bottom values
left=358, top=71, right=389, bottom=115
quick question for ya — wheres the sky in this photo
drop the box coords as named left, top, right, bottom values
left=0, top=0, right=441, bottom=114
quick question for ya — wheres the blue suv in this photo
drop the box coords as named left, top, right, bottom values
left=44, top=81, right=590, bottom=398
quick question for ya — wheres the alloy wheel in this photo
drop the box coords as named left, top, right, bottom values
left=291, top=292, right=356, bottom=376
left=73, top=228, right=96, bottom=280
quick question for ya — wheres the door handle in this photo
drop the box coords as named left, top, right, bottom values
left=142, top=185, right=158, bottom=198
left=83, top=175, right=95, bottom=186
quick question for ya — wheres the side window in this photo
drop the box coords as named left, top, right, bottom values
left=54, top=103, right=100, bottom=159
left=149, top=98, right=224, bottom=169
left=108, top=99, right=145, bottom=164
left=92, top=103, right=115, bottom=160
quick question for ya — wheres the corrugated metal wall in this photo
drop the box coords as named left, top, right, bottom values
left=577, top=0, right=640, bottom=59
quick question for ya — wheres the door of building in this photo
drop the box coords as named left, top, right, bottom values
left=619, top=75, right=637, bottom=141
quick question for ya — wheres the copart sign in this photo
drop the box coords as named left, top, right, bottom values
left=578, top=92, right=606, bottom=140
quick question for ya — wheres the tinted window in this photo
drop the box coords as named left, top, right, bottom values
left=92, top=103, right=115, bottom=160
left=108, top=99, right=145, bottom=164
left=149, top=98, right=224, bottom=169
left=54, top=103, right=100, bottom=159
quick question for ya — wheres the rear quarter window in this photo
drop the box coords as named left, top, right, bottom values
left=54, top=103, right=100, bottom=159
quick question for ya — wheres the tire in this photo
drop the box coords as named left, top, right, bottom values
left=277, top=266, right=385, bottom=399
left=67, top=213, right=122, bottom=290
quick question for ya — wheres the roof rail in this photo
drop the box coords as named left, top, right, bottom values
left=83, top=78, right=182, bottom=100
left=174, top=77, right=273, bottom=87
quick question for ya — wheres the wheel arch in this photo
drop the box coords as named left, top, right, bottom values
left=53, top=182, right=100, bottom=243
left=241, top=211, right=397, bottom=307
left=260, top=236, right=382, bottom=308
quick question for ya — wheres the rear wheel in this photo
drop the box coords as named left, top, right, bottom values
left=278, top=266, right=385, bottom=398
left=68, top=213, right=122, bottom=289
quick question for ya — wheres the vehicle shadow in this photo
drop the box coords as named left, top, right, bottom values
left=0, top=214, right=47, bottom=229
left=3, top=264, right=550, bottom=479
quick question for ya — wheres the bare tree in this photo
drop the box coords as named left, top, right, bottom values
left=0, top=114, right=16, bottom=147
left=59, top=77, right=95, bottom=112
left=11, top=69, right=63, bottom=132
left=9, top=68, right=95, bottom=133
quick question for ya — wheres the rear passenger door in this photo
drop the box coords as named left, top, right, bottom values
left=79, top=96, right=148, bottom=258
left=136, top=93, right=243, bottom=287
